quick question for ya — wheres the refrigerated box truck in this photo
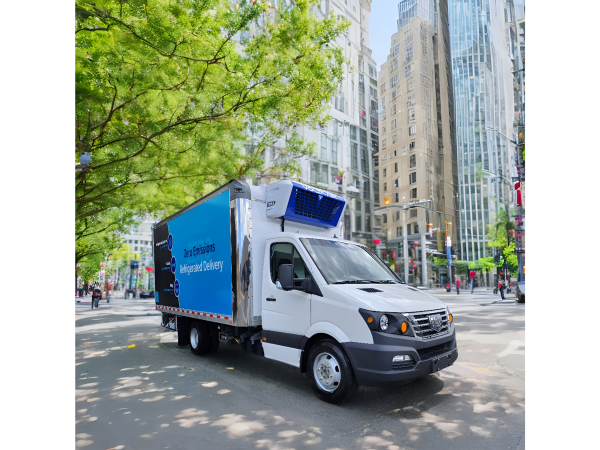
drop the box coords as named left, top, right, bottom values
left=153, top=180, right=458, bottom=404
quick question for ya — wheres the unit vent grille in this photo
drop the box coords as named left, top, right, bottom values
left=359, top=288, right=384, bottom=293
left=293, top=188, right=343, bottom=223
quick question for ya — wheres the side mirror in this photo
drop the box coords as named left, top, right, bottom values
left=278, top=264, right=294, bottom=291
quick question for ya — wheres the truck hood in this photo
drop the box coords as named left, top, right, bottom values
left=332, top=284, right=447, bottom=313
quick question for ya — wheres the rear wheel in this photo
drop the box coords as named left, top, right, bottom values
left=189, top=320, right=210, bottom=355
left=517, top=294, right=525, bottom=304
left=307, top=339, right=358, bottom=404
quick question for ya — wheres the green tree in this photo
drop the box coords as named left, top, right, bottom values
left=75, top=0, right=349, bottom=246
left=485, top=208, right=518, bottom=276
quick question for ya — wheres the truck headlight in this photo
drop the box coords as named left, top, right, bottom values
left=380, top=314, right=389, bottom=331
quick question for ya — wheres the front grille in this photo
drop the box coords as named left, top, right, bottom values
left=359, top=287, right=383, bottom=293
left=392, top=361, right=416, bottom=371
left=406, top=308, right=450, bottom=340
left=293, top=188, right=343, bottom=223
left=417, top=341, right=452, bottom=360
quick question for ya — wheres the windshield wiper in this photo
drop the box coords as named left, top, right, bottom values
left=333, top=279, right=398, bottom=285
left=332, top=280, right=376, bottom=284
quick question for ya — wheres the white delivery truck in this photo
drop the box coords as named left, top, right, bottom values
left=153, top=180, right=457, bottom=404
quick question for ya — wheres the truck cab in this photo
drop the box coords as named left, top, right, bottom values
left=154, top=180, right=457, bottom=404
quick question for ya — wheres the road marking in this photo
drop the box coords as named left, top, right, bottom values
left=497, top=340, right=525, bottom=358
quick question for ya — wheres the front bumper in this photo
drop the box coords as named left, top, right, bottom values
left=342, top=329, right=458, bottom=387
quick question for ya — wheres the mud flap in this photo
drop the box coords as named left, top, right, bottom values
left=177, top=316, right=191, bottom=346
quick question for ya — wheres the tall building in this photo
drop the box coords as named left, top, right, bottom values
left=448, top=0, right=516, bottom=261
left=248, top=0, right=379, bottom=248
left=376, top=0, right=459, bottom=287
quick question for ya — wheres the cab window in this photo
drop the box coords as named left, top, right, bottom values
left=270, top=243, right=309, bottom=284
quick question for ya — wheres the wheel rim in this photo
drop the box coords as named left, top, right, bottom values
left=313, top=352, right=342, bottom=393
left=190, top=327, right=199, bottom=349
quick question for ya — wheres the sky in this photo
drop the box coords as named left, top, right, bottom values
left=369, top=0, right=401, bottom=72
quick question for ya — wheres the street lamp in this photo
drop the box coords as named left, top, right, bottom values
left=76, top=152, right=92, bottom=172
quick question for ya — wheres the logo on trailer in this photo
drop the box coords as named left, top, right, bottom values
left=174, top=279, right=180, bottom=297
left=171, top=256, right=176, bottom=273
left=168, top=233, right=173, bottom=251
left=428, top=314, right=442, bottom=332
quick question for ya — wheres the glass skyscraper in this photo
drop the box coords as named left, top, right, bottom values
left=448, top=0, right=515, bottom=261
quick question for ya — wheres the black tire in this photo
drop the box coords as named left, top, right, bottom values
left=517, top=294, right=525, bottom=304
left=189, top=320, right=210, bottom=355
left=207, top=323, right=220, bottom=353
left=493, top=288, right=498, bottom=294
left=307, top=339, right=358, bottom=404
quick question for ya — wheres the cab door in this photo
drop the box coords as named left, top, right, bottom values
left=261, top=239, right=312, bottom=366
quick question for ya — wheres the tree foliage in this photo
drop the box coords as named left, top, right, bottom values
left=75, top=0, right=349, bottom=264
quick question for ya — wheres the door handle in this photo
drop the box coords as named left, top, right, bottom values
left=266, top=296, right=276, bottom=302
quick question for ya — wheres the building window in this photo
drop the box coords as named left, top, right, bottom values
left=366, top=214, right=371, bottom=232
left=407, top=80, right=413, bottom=91
left=410, top=188, right=417, bottom=199
left=383, top=214, right=388, bottom=224
left=383, top=182, right=387, bottom=191
left=360, top=145, right=369, bottom=173
left=135, top=240, right=138, bottom=244
left=351, top=143, right=358, bottom=169
left=407, top=223, right=412, bottom=235
left=350, top=125, right=357, bottom=141
left=401, top=146, right=407, bottom=155
left=414, top=223, right=419, bottom=234
left=410, top=154, right=416, bottom=168
left=391, top=74, right=399, bottom=87
left=360, top=129, right=367, bottom=144
left=409, top=172, right=417, bottom=184
left=391, top=119, right=396, bottom=130
left=383, top=168, right=387, bottom=177
left=392, top=135, right=396, bottom=144
left=405, top=64, right=412, bottom=78
left=394, top=162, right=398, bottom=173
left=320, top=134, right=327, bottom=160
left=394, top=177, right=399, bottom=187
left=370, top=116, right=378, bottom=132
left=393, top=44, right=400, bottom=57
left=369, top=87, right=378, bottom=98
left=392, top=104, right=397, bottom=115
left=363, top=180, right=371, bottom=200
left=369, top=64, right=376, bottom=78
left=395, top=192, right=399, bottom=202
left=396, top=226, right=402, bottom=237
left=382, top=138, right=387, bottom=150
left=409, top=141, right=416, bottom=150
left=410, top=208, right=417, bottom=218
left=135, top=246, right=138, bottom=251
left=330, top=138, right=337, bottom=163
left=396, top=211, right=400, bottom=221
left=409, top=125, right=416, bottom=135
left=408, top=108, right=415, bottom=123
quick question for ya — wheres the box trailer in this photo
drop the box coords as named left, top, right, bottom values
left=153, top=180, right=458, bottom=403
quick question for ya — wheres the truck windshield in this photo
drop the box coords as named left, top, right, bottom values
left=300, top=238, right=403, bottom=285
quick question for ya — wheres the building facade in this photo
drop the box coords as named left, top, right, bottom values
left=242, top=0, right=379, bottom=248
left=448, top=0, right=516, bottom=262
left=121, top=218, right=155, bottom=291
left=377, top=0, right=459, bottom=287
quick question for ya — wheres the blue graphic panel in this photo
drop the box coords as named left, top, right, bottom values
left=167, top=191, right=232, bottom=316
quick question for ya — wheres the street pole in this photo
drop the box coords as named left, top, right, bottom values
left=403, top=206, right=408, bottom=284
left=421, top=232, right=428, bottom=288
left=445, top=222, right=452, bottom=290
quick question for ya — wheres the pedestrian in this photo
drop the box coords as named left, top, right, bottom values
left=499, top=277, right=506, bottom=300
left=455, top=278, right=460, bottom=295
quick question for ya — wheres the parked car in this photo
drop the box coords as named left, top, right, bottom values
left=139, top=290, right=155, bottom=298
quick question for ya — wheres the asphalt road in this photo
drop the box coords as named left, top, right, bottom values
left=75, top=289, right=524, bottom=449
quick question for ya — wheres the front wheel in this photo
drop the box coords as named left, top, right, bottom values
left=307, top=339, right=358, bottom=404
